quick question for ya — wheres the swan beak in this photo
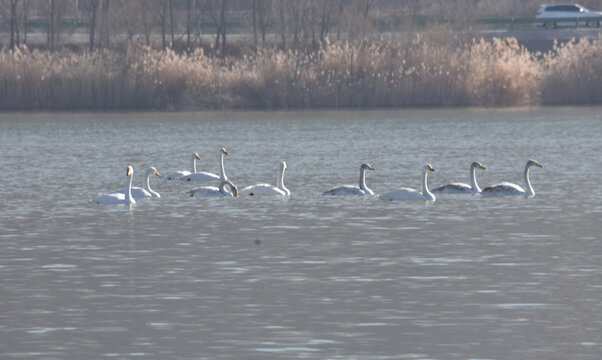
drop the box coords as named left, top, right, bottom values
left=154, top=170, right=162, bottom=177
left=535, top=162, right=543, bottom=168
left=222, top=148, right=228, bottom=155
left=428, top=165, right=435, bottom=172
left=368, top=165, right=375, bottom=170
left=194, top=153, right=201, bottom=160
left=127, top=166, right=134, bottom=176
left=480, top=164, right=486, bottom=170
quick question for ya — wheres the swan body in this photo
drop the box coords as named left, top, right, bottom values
left=187, top=180, right=239, bottom=197
left=95, top=166, right=136, bottom=205
left=178, top=148, right=228, bottom=182
left=167, top=153, right=200, bottom=180
left=111, top=167, right=162, bottom=199
left=482, top=160, right=543, bottom=196
left=379, top=164, right=436, bottom=201
left=433, top=161, right=486, bottom=194
left=323, top=163, right=375, bottom=196
left=240, top=161, right=290, bottom=196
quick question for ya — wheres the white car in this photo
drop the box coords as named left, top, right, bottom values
left=536, top=3, right=602, bottom=28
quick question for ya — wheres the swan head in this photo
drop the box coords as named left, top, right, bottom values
left=471, top=161, right=486, bottom=170
left=221, top=148, right=228, bottom=156
left=150, top=167, right=161, bottom=177
left=361, top=163, right=375, bottom=171
left=221, top=180, right=238, bottom=196
left=281, top=161, right=287, bottom=170
left=424, top=164, right=435, bottom=172
left=527, top=159, right=543, bottom=168
left=194, top=153, right=200, bottom=160
left=127, top=166, right=134, bottom=177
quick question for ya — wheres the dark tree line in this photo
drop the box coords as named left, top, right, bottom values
left=2, top=0, right=602, bottom=53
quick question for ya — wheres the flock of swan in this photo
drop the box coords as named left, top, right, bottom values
left=94, top=147, right=543, bottom=205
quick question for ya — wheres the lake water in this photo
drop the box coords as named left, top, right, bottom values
left=1, top=108, right=601, bottom=359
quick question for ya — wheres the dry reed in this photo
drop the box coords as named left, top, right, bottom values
left=0, top=36, right=600, bottom=110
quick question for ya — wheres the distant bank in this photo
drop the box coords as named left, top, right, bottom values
left=1, top=35, right=601, bottom=111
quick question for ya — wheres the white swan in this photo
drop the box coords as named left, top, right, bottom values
left=178, top=148, right=228, bottom=182
left=379, top=164, right=436, bottom=201
left=482, top=159, right=543, bottom=196
left=323, top=163, right=375, bottom=196
left=167, top=153, right=200, bottom=180
left=95, top=166, right=136, bottom=205
left=240, top=161, right=290, bottom=196
left=111, top=167, right=162, bottom=199
left=187, top=180, right=239, bottom=197
left=432, top=161, right=486, bottom=194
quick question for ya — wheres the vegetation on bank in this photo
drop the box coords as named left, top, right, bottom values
left=1, top=35, right=601, bottom=110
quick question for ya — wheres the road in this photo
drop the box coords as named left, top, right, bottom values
left=3, top=27, right=601, bottom=53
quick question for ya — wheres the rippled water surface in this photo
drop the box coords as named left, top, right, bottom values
left=1, top=108, right=601, bottom=359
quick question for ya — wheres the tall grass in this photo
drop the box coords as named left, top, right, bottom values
left=0, top=36, right=601, bottom=110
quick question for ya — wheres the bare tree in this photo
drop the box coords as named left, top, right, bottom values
left=319, top=0, right=334, bottom=42
left=207, top=0, right=227, bottom=56
left=47, top=0, right=65, bottom=50
left=140, top=0, right=153, bottom=46
left=88, top=0, right=99, bottom=50
left=10, top=0, right=19, bottom=50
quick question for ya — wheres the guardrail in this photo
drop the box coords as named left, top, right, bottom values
left=477, top=16, right=602, bottom=29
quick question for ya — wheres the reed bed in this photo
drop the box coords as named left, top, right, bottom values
left=0, top=36, right=601, bottom=110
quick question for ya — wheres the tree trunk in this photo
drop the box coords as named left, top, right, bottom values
left=251, top=0, right=258, bottom=48
left=141, top=0, right=150, bottom=46
left=278, top=2, right=285, bottom=48
left=23, top=0, right=28, bottom=44
left=89, top=0, right=98, bottom=51
left=10, top=0, right=18, bottom=50
left=168, top=0, right=174, bottom=48
left=103, top=0, right=109, bottom=48
left=186, top=0, right=192, bottom=48
left=161, top=0, right=167, bottom=49
left=220, top=0, right=226, bottom=57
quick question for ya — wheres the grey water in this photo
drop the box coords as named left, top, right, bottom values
left=0, top=108, right=601, bottom=360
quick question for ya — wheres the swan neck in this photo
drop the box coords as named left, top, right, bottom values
left=470, top=166, right=480, bottom=192
left=524, top=164, right=534, bottom=196
left=422, top=169, right=435, bottom=200
left=191, top=155, right=197, bottom=173
left=144, top=171, right=152, bottom=192
left=358, top=167, right=372, bottom=195
left=277, top=166, right=289, bottom=195
left=125, top=173, right=134, bottom=203
left=220, top=153, right=227, bottom=181
left=220, top=181, right=237, bottom=196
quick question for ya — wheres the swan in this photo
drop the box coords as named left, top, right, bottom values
left=177, top=148, right=228, bottom=182
left=379, top=164, right=436, bottom=201
left=95, top=166, right=136, bottom=205
left=323, top=163, right=375, bottom=196
left=111, top=167, right=162, bottom=199
left=240, top=161, right=290, bottom=196
left=167, top=153, right=201, bottom=180
left=432, top=161, right=486, bottom=194
left=482, top=159, right=543, bottom=196
left=187, top=180, right=239, bottom=197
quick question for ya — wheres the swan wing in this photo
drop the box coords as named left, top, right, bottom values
left=95, top=192, right=127, bottom=205
left=323, top=185, right=366, bottom=196
left=178, top=171, right=220, bottom=182
left=188, top=186, right=228, bottom=197
left=111, top=186, right=152, bottom=199
left=379, top=187, right=426, bottom=201
left=240, top=184, right=286, bottom=196
left=167, top=170, right=191, bottom=180
left=432, top=183, right=473, bottom=193
left=482, top=182, right=525, bottom=195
